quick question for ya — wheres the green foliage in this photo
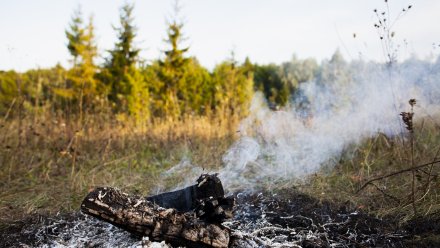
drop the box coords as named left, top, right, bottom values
left=156, top=13, right=190, bottom=118
left=0, top=3, right=356, bottom=122
left=279, top=55, right=319, bottom=90
left=176, top=58, right=213, bottom=115
left=0, top=67, right=66, bottom=116
left=212, top=58, right=254, bottom=117
left=253, top=63, right=289, bottom=108
left=147, top=6, right=215, bottom=119
left=65, top=8, right=84, bottom=64
left=22, top=65, right=67, bottom=111
left=64, top=7, right=100, bottom=112
left=0, top=71, right=20, bottom=114
left=100, top=3, right=148, bottom=119
left=126, top=69, right=150, bottom=124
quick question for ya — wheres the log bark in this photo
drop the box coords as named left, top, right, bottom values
left=81, top=186, right=231, bottom=248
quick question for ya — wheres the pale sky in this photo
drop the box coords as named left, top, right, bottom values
left=1, top=0, right=439, bottom=71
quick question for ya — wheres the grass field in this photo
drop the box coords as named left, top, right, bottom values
left=0, top=113, right=239, bottom=222
left=0, top=110, right=439, bottom=226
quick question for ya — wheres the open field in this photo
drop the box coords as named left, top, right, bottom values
left=0, top=113, right=239, bottom=223
left=1, top=111, right=439, bottom=224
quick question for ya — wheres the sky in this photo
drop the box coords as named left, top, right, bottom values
left=0, top=0, right=439, bottom=71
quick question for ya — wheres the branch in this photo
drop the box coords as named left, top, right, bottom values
left=356, top=160, right=440, bottom=194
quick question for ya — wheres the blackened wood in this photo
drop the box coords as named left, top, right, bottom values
left=195, top=196, right=235, bottom=223
left=146, top=174, right=225, bottom=212
left=81, top=187, right=231, bottom=248
left=146, top=174, right=234, bottom=223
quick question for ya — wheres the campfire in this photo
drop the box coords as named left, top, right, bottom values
left=81, top=174, right=234, bottom=247
left=77, top=174, right=407, bottom=248
left=1, top=174, right=422, bottom=247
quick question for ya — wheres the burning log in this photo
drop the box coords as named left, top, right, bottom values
left=81, top=174, right=234, bottom=248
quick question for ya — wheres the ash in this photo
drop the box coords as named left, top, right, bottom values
left=1, top=192, right=407, bottom=248
left=1, top=212, right=170, bottom=248
left=227, top=192, right=406, bottom=247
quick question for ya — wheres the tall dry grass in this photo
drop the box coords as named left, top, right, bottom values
left=1, top=104, right=439, bottom=225
left=300, top=114, right=440, bottom=222
left=0, top=111, right=239, bottom=222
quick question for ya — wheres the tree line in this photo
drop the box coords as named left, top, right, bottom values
left=0, top=3, right=352, bottom=123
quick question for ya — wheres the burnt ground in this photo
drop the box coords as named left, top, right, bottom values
left=0, top=191, right=439, bottom=248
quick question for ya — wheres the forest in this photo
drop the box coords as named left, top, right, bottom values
left=0, top=3, right=365, bottom=123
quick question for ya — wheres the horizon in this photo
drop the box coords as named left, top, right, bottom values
left=1, top=0, right=439, bottom=72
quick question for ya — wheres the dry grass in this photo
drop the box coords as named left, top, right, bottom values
left=301, top=116, right=440, bottom=222
left=0, top=112, right=239, bottom=222
left=1, top=107, right=439, bottom=226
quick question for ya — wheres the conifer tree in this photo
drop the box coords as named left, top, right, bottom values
left=156, top=2, right=190, bottom=118
left=66, top=8, right=84, bottom=66
left=63, top=7, right=99, bottom=113
left=102, top=3, right=149, bottom=120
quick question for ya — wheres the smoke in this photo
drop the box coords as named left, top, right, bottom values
left=219, top=57, right=440, bottom=191
left=154, top=157, right=204, bottom=193
left=159, top=57, right=440, bottom=193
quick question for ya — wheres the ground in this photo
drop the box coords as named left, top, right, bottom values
left=1, top=190, right=438, bottom=248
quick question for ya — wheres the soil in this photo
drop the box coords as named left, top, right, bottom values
left=0, top=190, right=438, bottom=247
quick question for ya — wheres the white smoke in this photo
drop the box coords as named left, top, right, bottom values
left=219, top=57, right=440, bottom=191
left=156, top=57, right=440, bottom=193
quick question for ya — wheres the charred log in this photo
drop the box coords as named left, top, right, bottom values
left=81, top=187, right=231, bottom=248
left=147, top=174, right=233, bottom=222
left=147, top=174, right=224, bottom=211
left=147, top=174, right=234, bottom=222
left=80, top=174, right=235, bottom=248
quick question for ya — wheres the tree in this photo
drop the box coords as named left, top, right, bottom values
left=279, top=55, right=318, bottom=92
left=156, top=2, right=190, bottom=118
left=178, top=58, right=212, bottom=115
left=101, top=3, right=149, bottom=120
left=65, top=8, right=84, bottom=66
left=253, top=63, right=288, bottom=108
left=317, top=49, right=350, bottom=85
left=62, top=7, right=99, bottom=114
left=212, top=57, right=254, bottom=117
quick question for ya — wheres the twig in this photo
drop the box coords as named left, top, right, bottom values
left=3, top=97, right=16, bottom=121
left=370, top=183, right=400, bottom=204
left=356, top=160, right=440, bottom=194
left=421, top=145, right=440, bottom=199
left=410, top=103, right=417, bottom=216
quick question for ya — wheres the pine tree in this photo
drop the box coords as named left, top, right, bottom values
left=156, top=2, right=190, bottom=118
left=101, top=3, right=149, bottom=121
left=66, top=8, right=84, bottom=66
left=63, top=7, right=99, bottom=114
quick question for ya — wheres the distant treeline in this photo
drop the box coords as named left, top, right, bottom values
left=0, top=3, right=393, bottom=122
